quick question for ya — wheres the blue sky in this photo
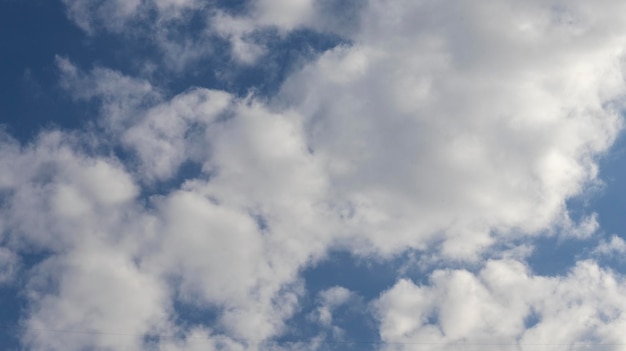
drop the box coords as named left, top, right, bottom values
left=3, top=1, right=626, bottom=350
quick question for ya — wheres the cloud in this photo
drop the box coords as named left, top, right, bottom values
left=280, top=0, right=626, bottom=259
left=59, top=0, right=350, bottom=67
left=0, top=130, right=137, bottom=251
left=61, top=0, right=200, bottom=33
left=23, top=243, right=168, bottom=351
left=374, top=259, right=626, bottom=350
left=593, top=235, right=626, bottom=257
left=1, top=62, right=336, bottom=349
left=208, top=0, right=361, bottom=64
left=312, top=286, right=354, bottom=326
left=0, top=127, right=306, bottom=349
left=0, top=247, right=18, bottom=285
left=61, top=0, right=218, bottom=71
left=121, top=88, right=232, bottom=181
left=5, top=1, right=626, bottom=350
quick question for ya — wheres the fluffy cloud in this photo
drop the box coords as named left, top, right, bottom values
left=23, top=243, right=168, bottom=351
left=0, top=132, right=165, bottom=351
left=0, top=63, right=337, bottom=350
left=375, top=259, right=626, bottom=351
left=5, top=0, right=626, bottom=350
left=0, top=128, right=303, bottom=350
left=281, top=0, right=626, bottom=259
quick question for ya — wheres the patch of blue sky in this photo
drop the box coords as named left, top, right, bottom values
left=304, top=250, right=408, bottom=301
left=0, top=251, right=54, bottom=351
left=137, top=160, right=207, bottom=202
left=526, top=129, right=626, bottom=276
left=591, top=132, right=626, bottom=240
left=0, top=0, right=344, bottom=143
left=0, top=284, right=22, bottom=351
left=282, top=247, right=506, bottom=349
left=525, top=236, right=594, bottom=276
left=170, top=295, right=222, bottom=335
left=282, top=250, right=433, bottom=348
left=156, top=26, right=346, bottom=99
left=219, top=29, right=347, bottom=97
left=0, top=0, right=86, bottom=142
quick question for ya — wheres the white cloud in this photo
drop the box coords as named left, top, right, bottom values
left=374, top=259, right=626, bottom=350
left=23, top=243, right=168, bottom=351
left=0, top=126, right=310, bottom=349
left=61, top=0, right=202, bottom=33
left=0, top=131, right=138, bottom=252
left=7, top=1, right=626, bottom=350
left=152, top=0, right=200, bottom=13
left=60, top=0, right=214, bottom=71
left=593, top=235, right=626, bottom=257
left=1, top=65, right=337, bottom=349
left=253, top=0, right=315, bottom=31
left=62, top=0, right=142, bottom=33
left=279, top=0, right=626, bottom=259
left=122, top=88, right=232, bottom=181
left=312, top=286, right=353, bottom=326
left=57, top=57, right=158, bottom=127
left=59, top=0, right=346, bottom=66
left=561, top=212, right=600, bottom=239
left=0, top=132, right=169, bottom=351
left=319, top=286, right=352, bottom=308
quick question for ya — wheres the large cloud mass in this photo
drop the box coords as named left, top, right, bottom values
left=3, top=0, right=626, bottom=350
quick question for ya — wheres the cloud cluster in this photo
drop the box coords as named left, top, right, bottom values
left=61, top=0, right=357, bottom=68
left=3, top=0, right=626, bottom=350
left=0, top=108, right=316, bottom=351
left=279, top=0, right=626, bottom=260
left=1, top=61, right=338, bottom=350
left=375, top=259, right=626, bottom=351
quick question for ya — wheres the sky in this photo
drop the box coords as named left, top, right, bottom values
left=3, top=1, right=626, bottom=350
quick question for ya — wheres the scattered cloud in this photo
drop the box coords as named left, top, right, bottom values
left=593, top=235, right=626, bottom=257
left=3, top=1, right=626, bottom=350
left=375, top=259, right=626, bottom=351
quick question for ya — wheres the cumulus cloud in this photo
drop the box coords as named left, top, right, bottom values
left=281, top=0, right=626, bottom=259
left=1, top=64, right=336, bottom=350
left=0, top=124, right=318, bottom=350
left=375, top=259, right=626, bottom=351
left=4, top=0, right=626, bottom=350
left=23, top=244, right=168, bottom=351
